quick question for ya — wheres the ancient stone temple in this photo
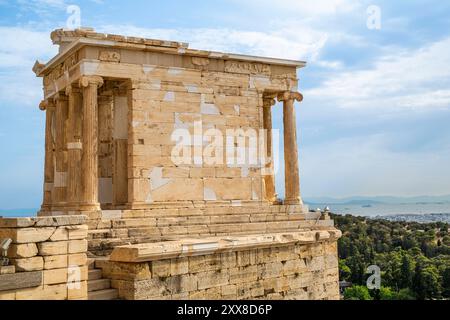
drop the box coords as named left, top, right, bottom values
left=0, top=28, right=341, bottom=300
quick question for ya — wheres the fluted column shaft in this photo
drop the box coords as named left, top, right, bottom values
left=80, top=76, right=103, bottom=210
left=66, top=85, right=83, bottom=206
left=40, top=100, right=56, bottom=212
left=53, top=93, right=68, bottom=204
left=262, top=97, right=277, bottom=202
left=278, top=91, right=303, bottom=205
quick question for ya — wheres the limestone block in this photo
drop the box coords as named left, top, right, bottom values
left=151, top=260, right=171, bottom=277
left=221, top=284, right=237, bottom=297
left=43, top=268, right=68, bottom=285
left=0, top=227, right=55, bottom=244
left=203, top=178, right=252, bottom=200
left=229, top=265, right=258, bottom=285
left=324, top=254, right=338, bottom=269
left=0, top=271, right=43, bottom=292
left=220, top=252, right=236, bottom=269
left=68, top=253, right=87, bottom=267
left=15, top=283, right=67, bottom=300
left=189, top=168, right=215, bottom=178
left=68, top=239, right=88, bottom=254
left=49, top=225, right=88, bottom=241
left=170, top=258, right=189, bottom=276
left=112, top=218, right=156, bottom=228
left=0, top=291, right=15, bottom=300
left=12, top=256, right=44, bottom=271
left=0, top=217, right=35, bottom=228
left=44, top=255, right=67, bottom=270
left=38, top=241, right=68, bottom=256
left=0, top=265, right=15, bottom=275
left=188, top=255, right=221, bottom=273
left=150, top=178, right=204, bottom=202
left=9, top=243, right=38, bottom=258
left=236, top=250, right=256, bottom=267
left=34, top=216, right=86, bottom=227
left=102, top=261, right=151, bottom=281
left=197, top=270, right=229, bottom=290
left=180, top=274, right=198, bottom=292
left=67, top=280, right=88, bottom=300
left=282, top=259, right=307, bottom=275
left=309, top=256, right=325, bottom=271
left=258, top=262, right=283, bottom=279
left=134, top=278, right=167, bottom=298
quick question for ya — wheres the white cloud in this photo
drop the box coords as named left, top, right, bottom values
left=0, top=26, right=56, bottom=107
left=98, top=24, right=328, bottom=62
left=232, top=0, right=360, bottom=16
left=305, top=37, right=450, bottom=110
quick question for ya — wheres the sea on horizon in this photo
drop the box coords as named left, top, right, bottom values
left=307, top=202, right=450, bottom=217
left=1, top=203, right=450, bottom=220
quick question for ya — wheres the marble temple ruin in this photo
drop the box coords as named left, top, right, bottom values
left=0, top=28, right=341, bottom=300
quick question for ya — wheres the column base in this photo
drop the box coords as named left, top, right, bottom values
left=76, top=203, right=101, bottom=211
left=284, top=198, right=303, bottom=205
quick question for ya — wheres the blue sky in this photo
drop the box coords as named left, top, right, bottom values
left=0, top=0, right=450, bottom=209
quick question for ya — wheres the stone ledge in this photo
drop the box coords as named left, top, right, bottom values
left=110, top=229, right=342, bottom=263
left=0, top=215, right=87, bottom=229
left=0, top=271, right=42, bottom=291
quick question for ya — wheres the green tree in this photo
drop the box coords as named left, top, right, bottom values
left=413, top=263, right=442, bottom=300
left=442, top=267, right=450, bottom=298
left=344, top=286, right=373, bottom=300
left=339, top=260, right=352, bottom=282
left=379, top=286, right=396, bottom=300
left=399, top=254, right=414, bottom=289
left=396, top=288, right=416, bottom=300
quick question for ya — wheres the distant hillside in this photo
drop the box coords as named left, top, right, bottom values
left=305, top=195, right=450, bottom=205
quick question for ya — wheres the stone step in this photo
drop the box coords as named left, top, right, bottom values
left=105, top=213, right=305, bottom=229
left=88, top=269, right=103, bottom=281
left=88, top=229, right=113, bottom=239
left=88, top=279, right=111, bottom=292
left=88, top=288, right=118, bottom=300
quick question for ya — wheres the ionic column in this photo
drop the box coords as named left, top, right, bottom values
left=40, top=100, right=56, bottom=212
left=278, top=91, right=303, bottom=205
left=53, top=93, right=69, bottom=205
left=262, top=97, right=277, bottom=202
left=79, top=76, right=103, bottom=211
left=66, top=85, right=83, bottom=206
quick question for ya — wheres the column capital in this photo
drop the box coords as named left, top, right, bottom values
left=277, top=91, right=303, bottom=103
left=262, top=97, right=276, bottom=108
left=39, top=99, right=56, bottom=111
left=79, top=76, right=104, bottom=88
left=39, top=100, right=48, bottom=111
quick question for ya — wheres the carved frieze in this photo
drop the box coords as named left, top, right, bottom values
left=99, top=50, right=121, bottom=62
left=45, top=52, right=79, bottom=83
left=192, top=57, right=210, bottom=66
left=224, top=61, right=271, bottom=75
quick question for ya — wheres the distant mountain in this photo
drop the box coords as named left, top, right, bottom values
left=304, top=195, right=450, bottom=205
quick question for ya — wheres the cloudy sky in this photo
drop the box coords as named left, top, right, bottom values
left=0, top=0, right=450, bottom=209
